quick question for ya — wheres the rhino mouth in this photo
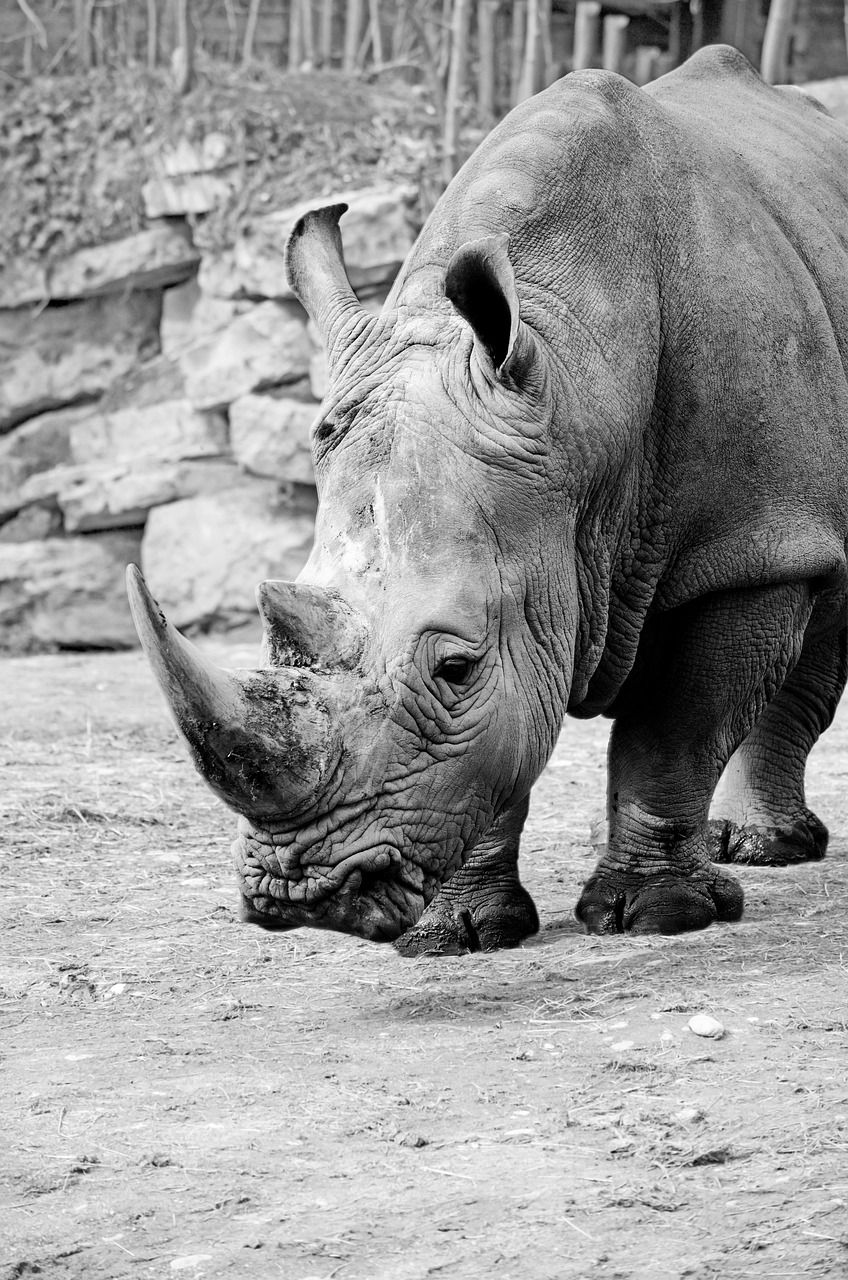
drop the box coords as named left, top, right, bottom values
left=233, top=819, right=438, bottom=942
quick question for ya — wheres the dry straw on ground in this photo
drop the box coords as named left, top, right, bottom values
left=2, top=643, right=847, bottom=1278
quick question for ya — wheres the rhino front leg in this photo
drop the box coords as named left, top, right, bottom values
left=577, top=583, right=815, bottom=935
left=394, top=797, right=539, bottom=956
left=710, top=606, right=846, bottom=866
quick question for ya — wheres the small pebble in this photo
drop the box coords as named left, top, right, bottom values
left=673, top=1106, right=704, bottom=1124
left=687, top=1014, right=725, bottom=1039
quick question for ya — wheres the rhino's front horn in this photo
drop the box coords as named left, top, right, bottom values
left=126, top=566, right=338, bottom=822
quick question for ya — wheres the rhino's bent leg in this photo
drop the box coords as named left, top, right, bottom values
left=710, top=610, right=847, bottom=866
left=576, top=583, right=814, bottom=935
left=394, top=797, right=539, bottom=956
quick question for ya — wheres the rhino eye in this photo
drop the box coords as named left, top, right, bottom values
left=435, top=656, right=476, bottom=686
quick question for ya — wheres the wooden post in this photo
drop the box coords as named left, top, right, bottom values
left=343, top=0, right=363, bottom=70
left=145, top=0, right=157, bottom=67
left=602, top=13, right=628, bottom=73
left=320, top=0, right=334, bottom=64
left=172, top=0, right=194, bottom=92
left=573, top=0, right=600, bottom=69
left=510, top=0, right=526, bottom=103
left=301, top=0, right=315, bottom=65
left=390, top=0, right=407, bottom=59
left=540, top=0, right=554, bottom=85
left=477, top=0, right=499, bottom=119
left=517, top=0, right=541, bottom=101
left=444, top=0, right=472, bottom=183
left=761, top=0, right=799, bottom=82
left=74, top=0, right=93, bottom=69
left=289, top=0, right=302, bottom=68
left=368, top=0, right=383, bottom=66
left=634, top=43, right=660, bottom=84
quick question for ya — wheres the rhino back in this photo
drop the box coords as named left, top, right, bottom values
left=388, top=46, right=848, bottom=606
left=643, top=47, right=848, bottom=600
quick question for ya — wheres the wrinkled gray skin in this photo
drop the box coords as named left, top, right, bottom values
left=130, top=46, right=848, bottom=953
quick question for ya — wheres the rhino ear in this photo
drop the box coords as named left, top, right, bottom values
left=445, top=233, right=533, bottom=384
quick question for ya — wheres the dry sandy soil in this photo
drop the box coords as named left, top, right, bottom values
left=2, top=641, right=847, bottom=1279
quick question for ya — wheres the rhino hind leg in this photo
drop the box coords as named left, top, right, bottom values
left=708, top=612, right=846, bottom=867
left=394, top=797, right=539, bottom=956
left=577, top=583, right=818, bottom=936
left=708, top=811, right=828, bottom=866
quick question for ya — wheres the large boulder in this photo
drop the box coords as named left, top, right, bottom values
left=0, top=224, right=199, bottom=309
left=7, top=454, right=240, bottom=533
left=0, top=405, right=86, bottom=520
left=0, top=506, right=63, bottom=544
left=59, top=459, right=242, bottom=533
left=98, top=354, right=185, bottom=413
left=142, top=480, right=318, bottom=630
left=159, top=278, right=246, bottom=361
left=69, top=399, right=228, bottom=467
left=198, top=185, right=417, bottom=301
left=0, top=291, right=161, bottom=432
left=229, top=388, right=316, bottom=484
left=143, top=132, right=238, bottom=219
left=179, top=300, right=311, bottom=410
left=0, top=529, right=142, bottom=650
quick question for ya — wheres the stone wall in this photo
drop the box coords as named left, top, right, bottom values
left=0, top=178, right=417, bottom=651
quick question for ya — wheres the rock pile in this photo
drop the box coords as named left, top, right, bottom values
left=0, top=181, right=417, bottom=650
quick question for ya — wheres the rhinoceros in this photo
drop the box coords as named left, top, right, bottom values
left=128, top=45, right=848, bottom=953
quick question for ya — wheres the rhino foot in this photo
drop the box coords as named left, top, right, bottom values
left=394, top=882, right=540, bottom=957
left=575, top=867, right=744, bottom=936
left=709, top=810, right=827, bottom=866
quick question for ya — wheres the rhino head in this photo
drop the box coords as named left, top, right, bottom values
left=129, top=204, right=572, bottom=942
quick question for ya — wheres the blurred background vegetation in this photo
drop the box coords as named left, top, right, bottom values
left=3, top=2, right=847, bottom=109
left=2, top=0, right=846, bottom=277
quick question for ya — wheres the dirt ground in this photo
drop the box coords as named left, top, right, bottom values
left=2, top=640, right=847, bottom=1280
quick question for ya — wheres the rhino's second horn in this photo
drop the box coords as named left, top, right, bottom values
left=256, top=580, right=366, bottom=670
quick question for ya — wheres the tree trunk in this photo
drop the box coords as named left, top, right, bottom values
left=761, top=0, right=798, bottom=82
left=443, top=0, right=472, bottom=183
left=242, top=0, right=262, bottom=66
